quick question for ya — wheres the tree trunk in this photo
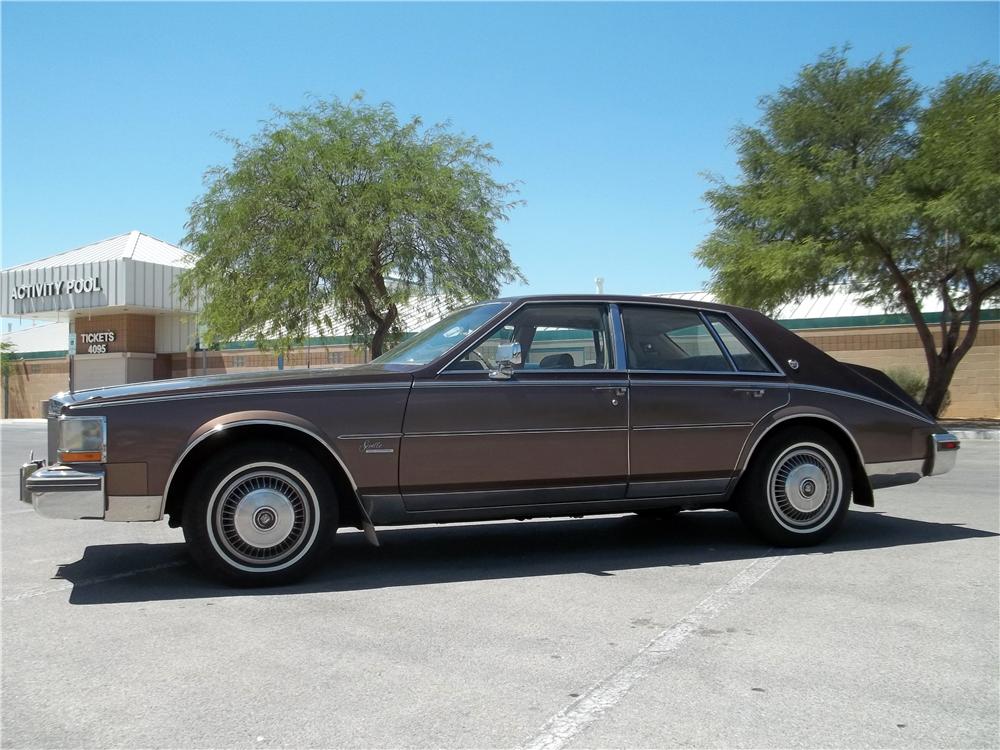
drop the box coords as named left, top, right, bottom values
left=878, top=251, right=990, bottom=420
left=922, top=358, right=956, bottom=418
left=916, top=274, right=990, bottom=418
left=369, top=304, right=398, bottom=358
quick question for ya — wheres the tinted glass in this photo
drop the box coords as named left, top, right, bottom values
left=706, top=314, right=775, bottom=372
left=621, top=306, right=732, bottom=372
left=448, top=304, right=611, bottom=372
left=373, top=303, right=508, bottom=365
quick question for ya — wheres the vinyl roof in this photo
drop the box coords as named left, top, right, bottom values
left=5, top=231, right=191, bottom=271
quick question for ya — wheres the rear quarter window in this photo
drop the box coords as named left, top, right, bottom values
left=705, top=313, right=776, bottom=373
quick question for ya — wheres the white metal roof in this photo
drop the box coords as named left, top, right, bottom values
left=0, top=295, right=464, bottom=355
left=652, top=286, right=961, bottom=321
left=2, top=321, right=69, bottom=353
left=301, top=294, right=461, bottom=338
left=5, top=231, right=191, bottom=272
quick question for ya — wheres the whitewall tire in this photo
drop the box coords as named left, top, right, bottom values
left=182, top=441, right=338, bottom=586
left=738, top=427, right=852, bottom=546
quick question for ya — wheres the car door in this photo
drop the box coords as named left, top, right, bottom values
left=622, top=304, right=789, bottom=499
left=399, top=302, right=628, bottom=511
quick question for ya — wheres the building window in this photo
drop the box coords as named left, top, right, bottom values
left=233, top=356, right=246, bottom=368
left=328, top=351, right=345, bottom=365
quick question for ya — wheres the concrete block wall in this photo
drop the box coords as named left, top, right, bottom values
left=1, top=358, right=69, bottom=418
left=2, top=322, right=997, bottom=419
left=797, top=321, right=999, bottom=419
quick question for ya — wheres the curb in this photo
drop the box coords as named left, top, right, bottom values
left=949, top=429, right=999, bottom=441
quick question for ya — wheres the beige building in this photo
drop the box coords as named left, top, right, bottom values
left=3, top=232, right=998, bottom=419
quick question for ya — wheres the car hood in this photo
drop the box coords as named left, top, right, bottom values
left=55, top=363, right=415, bottom=409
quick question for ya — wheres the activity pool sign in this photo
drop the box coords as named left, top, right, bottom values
left=9, top=277, right=102, bottom=300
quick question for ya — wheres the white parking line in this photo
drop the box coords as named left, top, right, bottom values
left=2, top=559, right=187, bottom=602
left=522, top=553, right=784, bottom=750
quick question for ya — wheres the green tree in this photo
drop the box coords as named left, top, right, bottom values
left=1, top=341, right=20, bottom=418
left=180, top=96, right=524, bottom=357
left=0, top=341, right=19, bottom=379
left=696, top=49, right=999, bottom=416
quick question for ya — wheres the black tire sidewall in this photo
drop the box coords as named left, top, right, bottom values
left=182, top=441, right=338, bottom=586
left=739, top=427, right=852, bottom=547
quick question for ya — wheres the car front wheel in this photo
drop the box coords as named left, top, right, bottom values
left=738, top=428, right=852, bottom=546
left=182, top=441, right=338, bottom=586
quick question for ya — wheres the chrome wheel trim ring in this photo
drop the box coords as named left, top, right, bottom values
left=766, top=442, right=842, bottom=534
left=206, top=462, right=321, bottom=572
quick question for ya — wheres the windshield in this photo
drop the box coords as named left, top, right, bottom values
left=372, top=302, right=509, bottom=366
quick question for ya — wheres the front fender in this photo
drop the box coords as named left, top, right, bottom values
left=161, top=410, right=379, bottom=543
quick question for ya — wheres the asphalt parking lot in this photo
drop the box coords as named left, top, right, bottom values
left=2, top=422, right=998, bottom=749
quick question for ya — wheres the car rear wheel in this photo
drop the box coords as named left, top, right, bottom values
left=738, top=427, right=851, bottom=546
left=182, top=441, right=338, bottom=586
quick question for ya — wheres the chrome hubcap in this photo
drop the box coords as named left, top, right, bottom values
left=767, top=445, right=840, bottom=530
left=214, top=470, right=311, bottom=565
left=783, top=463, right=827, bottom=513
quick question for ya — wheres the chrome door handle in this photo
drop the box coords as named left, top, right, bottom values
left=733, top=388, right=765, bottom=399
left=593, top=386, right=626, bottom=406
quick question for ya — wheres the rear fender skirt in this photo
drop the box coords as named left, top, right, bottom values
left=735, top=406, right=874, bottom=507
left=161, top=411, right=379, bottom=545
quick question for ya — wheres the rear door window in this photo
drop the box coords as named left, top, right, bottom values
left=621, top=306, right=733, bottom=372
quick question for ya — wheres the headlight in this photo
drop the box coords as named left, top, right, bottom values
left=58, top=416, right=107, bottom=463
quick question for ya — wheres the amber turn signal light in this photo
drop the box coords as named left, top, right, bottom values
left=58, top=451, right=104, bottom=463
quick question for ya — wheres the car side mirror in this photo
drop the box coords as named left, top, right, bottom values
left=490, top=342, right=522, bottom=380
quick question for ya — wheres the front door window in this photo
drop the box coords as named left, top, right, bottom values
left=447, top=304, right=612, bottom=372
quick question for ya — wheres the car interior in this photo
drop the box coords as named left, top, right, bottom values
left=447, top=304, right=775, bottom=374
left=449, top=304, right=611, bottom=371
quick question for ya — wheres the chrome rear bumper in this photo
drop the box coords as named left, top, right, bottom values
left=20, top=461, right=105, bottom=520
left=927, top=433, right=960, bottom=477
left=863, top=432, right=959, bottom=489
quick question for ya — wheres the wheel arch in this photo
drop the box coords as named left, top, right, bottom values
left=161, top=414, right=377, bottom=537
left=734, top=412, right=874, bottom=507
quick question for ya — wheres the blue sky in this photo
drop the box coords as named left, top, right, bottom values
left=2, top=2, right=997, bottom=298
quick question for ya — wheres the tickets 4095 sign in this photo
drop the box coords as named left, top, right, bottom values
left=80, top=331, right=115, bottom=354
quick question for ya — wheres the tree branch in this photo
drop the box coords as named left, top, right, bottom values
left=981, top=278, right=1000, bottom=299
left=876, top=241, right=938, bottom=369
left=953, top=269, right=985, bottom=364
left=352, top=283, right=384, bottom=326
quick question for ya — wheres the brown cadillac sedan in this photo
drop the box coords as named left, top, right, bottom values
left=21, top=295, right=959, bottom=585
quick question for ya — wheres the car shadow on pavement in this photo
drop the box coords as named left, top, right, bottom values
left=53, top=508, right=998, bottom=605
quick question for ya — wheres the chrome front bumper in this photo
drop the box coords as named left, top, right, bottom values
left=20, top=461, right=106, bottom=520
left=927, top=433, right=960, bottom=477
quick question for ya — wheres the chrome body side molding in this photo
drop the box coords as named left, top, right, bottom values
left=631, top=422, right=754, bottom=431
